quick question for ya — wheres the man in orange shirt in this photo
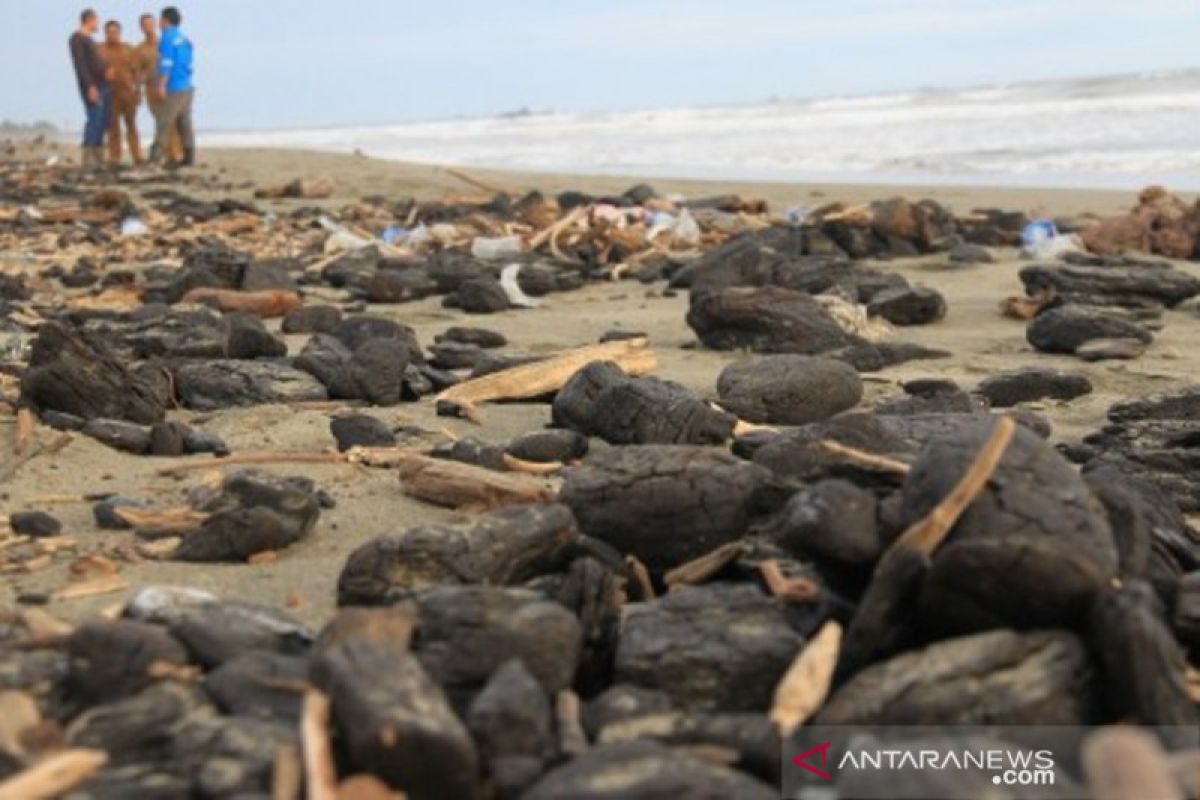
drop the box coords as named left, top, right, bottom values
left=99, top=20, right=142, bottom=165
left=132, top=13, right=182, bottom=163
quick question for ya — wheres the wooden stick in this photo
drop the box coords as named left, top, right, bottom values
left=625, top=555, right=655, bottom=600
left=0, top=748, right=108, bottom=800
left=301, top=690, right=339, bottom=800
left=528, top=205, right=587, bottom=250
left=435, top=338, right=657, bottom=421
left=501, top=454, right=565, bottom=476
left=14, top=408, right=34, bottom=457
left=770, top=621, right=842, bottom=735
left=443, top=167, right=512, bottom=197
left=895, top=416, right=1016, bottom=556
left=555, top=691, right=589, bottom=759
left=817, top=440, right=911, bottom=475
left=272, top=744, right=303, bottom=800
left=759, top=560, right=821, bottom=603
left=113, top=506, right=208, bottom=534
left=157, top=452, right=347, bottom=477
left=664, top=542, right=743, bottom=588
left=396, top=453, right=556, bottom=511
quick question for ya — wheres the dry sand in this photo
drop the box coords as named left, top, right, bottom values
left=2, top=146, right=1198, bottom=626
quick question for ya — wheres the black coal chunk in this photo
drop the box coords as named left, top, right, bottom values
left=428, top=340, right=484, bottom=370
left=818, top=630, right=1096, bottom=725
left=553, top=365, right=735, bottom=445
left=169, top=712, right=296, bottom=797
left=281, top=304, right=342, bottom=334
left=466, top=659, right=554, bottom=799
left=224, top=313, right=287, bottom=359
left=164, top=599, right=312, bottom=667
left=67, top=681, right=209, bottom=765
left=331, top=314, right=423, bottom=361
left=686, top=286, right=856, bottom=354
left=1088, top=581, right=1198, bottom=727
left=717, top=355, right=863, bottom=424
left=560, top=445, right=781, bottom=572
left=173, top=470, right=321, bottom=562
left=312, top=610, right=479, bottom=799
left=759, top=479, right=881, bottom=567
left=9, top=510, right=62, bottom=538
left=506, top=430, right=589, bottom=463
left=615, top=583, right=801, bottom=713
left=977, top=367, right=1093, bottom=407
left=205, top=651, right=307, bottom=722
left=338, top=504, right=579, bottom=604
left=1020, top=261, right=1200, bottom=309
left=868, top=285, right=947, bottom=325
left=366, top=267, right=438, bottom=304
left=583, top=684, right=674, bottom=738
left=830, top=341, right=951, bottom=372
left=67, top=620, right=189, bottom=705
left=875, top=379, right=979, bottom=416
left=455, top=277, right=511, bottom=313
left=175, top=360, right=327, bottom=410
left=330, top=413, right=396, bottom=451
left=1026, top=305, right=1153, bottom=355
left=331, top=338, right=413, bottom=406
left=20, top=321, right=167, bottom=423
left=411, top=585, right=582, bottom=700
left=594, top=711, right=781, bottom=783
left=435, top=326, right=507, bottom=348
left=523, top=741, right=778, bottom=800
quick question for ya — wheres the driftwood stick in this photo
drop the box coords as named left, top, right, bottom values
left=443, top=167, right=512, bottom=197
left=770, top=621, right=843, bottom=735
left=528, top=205, right=587, bottom=250
left=501, top=454, right=565, bottom=476
left=664, top=542, right=744, bottom=588
left=301, top=690, right=339, bottom=800
left=14, top=408, right=34, bottom=457
left=759, top=560, right=822, bottom=604
left=625, top=555, right=655, bottom=600
left=157, top=452, right=348, bottom=477
left=817, top=440, right=911, bottom=475
left=0, top=748, right=108, bottom=800
left=555, top=691, right=589, bottom=759
left=397, top=453, right=556, bottom=511
left=895, top=415, right=1016, bottom=556
left=436, top=337, right=657, bottom=421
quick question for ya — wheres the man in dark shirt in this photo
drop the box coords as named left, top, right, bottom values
left=68, top=9, right=112, bottom=170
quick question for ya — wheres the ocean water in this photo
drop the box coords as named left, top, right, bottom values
left=206, top=70, right=1200, bottom=190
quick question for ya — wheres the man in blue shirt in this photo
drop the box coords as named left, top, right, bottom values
left=148, top=6, right=195, bottom=167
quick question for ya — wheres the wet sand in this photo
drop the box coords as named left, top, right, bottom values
left=2, top=145, right=1197, bottom=626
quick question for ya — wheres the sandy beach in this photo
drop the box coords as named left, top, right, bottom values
left=3, top=144, right=1198, bottom=626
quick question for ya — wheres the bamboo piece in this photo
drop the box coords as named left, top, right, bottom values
left=817, top=440, right=912, bottom=475
left=301, top=690, right=339, bottom=800
left=435, top=337, right=657, bottom=421
left=893, top=416, right=1016, bottom=555
left=759, top=560, right=821, bottom=603
left=664, top=542, right=743, bottom=589
left=625, top=555, right=655, bottom=600
left=770, top=621, right=843, bottom=735
left=13, top=408, right=33, bottom=457
left=396, top=453, right=556, bottom=511
left=272, top=744, right=303, bottom=800
left=0, top=748, right=108, bottom=800
left=555, top=691, right=589, bottom=759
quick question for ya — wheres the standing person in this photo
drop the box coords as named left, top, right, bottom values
left=68, top=9, right=111, bottom=169
left=134, top=12, right=182, bottom=163
left=99, top=20, right=142, bottom=165
left=149, top=6, right=195, bottom=167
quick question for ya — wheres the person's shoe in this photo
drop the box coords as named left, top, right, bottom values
left=147, top=143, right=163, bottom=165
left=79, top=146, right=93, bottom=170
left=181, top=147, right=195, bottom=167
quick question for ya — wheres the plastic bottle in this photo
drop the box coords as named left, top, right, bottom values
left=471, top=235, right=524, bottom=260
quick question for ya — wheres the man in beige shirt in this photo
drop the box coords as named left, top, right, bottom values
left=133, top=13, right=182, bottom=163
left=99, top=20, right=141, bottom=165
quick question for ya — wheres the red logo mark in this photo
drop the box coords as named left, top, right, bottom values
left=792, top=741, right=833, bottom=781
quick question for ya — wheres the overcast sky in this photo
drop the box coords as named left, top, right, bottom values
left=5, top=0, right=1199, bottom=130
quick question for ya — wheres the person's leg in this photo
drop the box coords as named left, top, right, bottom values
left=95, top=87, right=113, bottom=165
left=176, top=89, right=195, bottom=165
left=125, top=105, right=142, bottom=164
left=81, top=101, right=97, bottom=167
left=149, top=92, right=178, bottom=163
left=169, top=118, right=185, bottom=163
left=106, top=101, right=122, bottom=165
